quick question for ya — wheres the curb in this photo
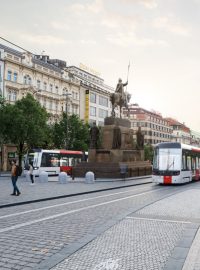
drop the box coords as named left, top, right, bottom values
left=0, top=179, right=152, bottom=209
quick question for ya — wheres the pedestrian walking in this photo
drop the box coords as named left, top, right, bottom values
left=29, top=162, right=35, bottom=185
left=11, top=160, right=21, bottom=196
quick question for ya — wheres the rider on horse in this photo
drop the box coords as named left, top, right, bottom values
left=115, top=78, right=128, bottom=102
left=110, top=78, right=130, bottom=117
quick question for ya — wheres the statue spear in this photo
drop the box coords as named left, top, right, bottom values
left=125, top=61, right=130, bottom=101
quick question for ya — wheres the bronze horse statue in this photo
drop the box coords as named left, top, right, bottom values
left=110, top=90, right=131, bottom=118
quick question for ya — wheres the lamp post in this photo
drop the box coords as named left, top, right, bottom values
left=63, top=88, right=72, bottom=149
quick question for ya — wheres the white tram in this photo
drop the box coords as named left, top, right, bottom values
left=152, top=142, right=200, bottom=184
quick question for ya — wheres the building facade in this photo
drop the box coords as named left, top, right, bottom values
left=67, top=66, right=115, bottom=126
left=124, top=104, right=173, bottom=145
left=165, top=118, right=191, bottom=145
left=0, top=43, right=115, bottom=170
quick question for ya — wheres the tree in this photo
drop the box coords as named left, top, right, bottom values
left=144, top=144, right=154, bottom=163
left=52, top=113, right=89, bottom=151
left=0, top=93, right=49, bottom=166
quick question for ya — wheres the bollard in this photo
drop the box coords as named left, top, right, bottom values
left=39, top=171, right=48, bottom=183
left=58, top=172, right=69, bottom=184
left=85, top=171, right=95, bottom=184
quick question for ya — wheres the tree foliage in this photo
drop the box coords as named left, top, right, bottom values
left=0, top=93, right=49, bottom=165
left=51, top=113, right=89, bottom=151
left=144, top=144, right=154, bottom=162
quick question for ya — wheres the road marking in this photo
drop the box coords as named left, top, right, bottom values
left=0, top=188, right=164, bottom=233
left=126, top=216, right=191, bottom=224
left=0, top=185, right=155, bottom=219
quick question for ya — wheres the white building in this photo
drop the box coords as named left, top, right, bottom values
left=67, top=66, right=115, bottom=126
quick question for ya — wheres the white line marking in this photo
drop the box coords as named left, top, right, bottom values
left=0, top=185, right=155, bottom=219
left=0, top=188, right=164, bottom=233
left=126, top=216, right=191, bottom=224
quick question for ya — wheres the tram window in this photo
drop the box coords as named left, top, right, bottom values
left=186, top=156, right=191, bottom=170
left=192, top=157, right=196, bottom=170
left=41, top=153, right=59, bottom=167
left=60, top=156, right=69, bottom=166
left=182, top=155, right=186, bottom=170
left=196, top=157, right=199, bottom=169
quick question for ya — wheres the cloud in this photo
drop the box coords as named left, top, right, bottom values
left=21, top=34, right=69, bottom=45
left=80, top=39, right=97, bottom=45
left=101, top=13, right=139, bottom=30
left=51, top=21, right=70, bottom=31
left=107, top=31, right=168, bottom=47
left=153, top=16, right=190, bottom=36
left=69, top=0, right=103, bottom=15
left=120, top=0, right=157, bottom=9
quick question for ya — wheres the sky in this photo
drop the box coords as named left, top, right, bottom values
left=1, top=0, right=200, bottom=131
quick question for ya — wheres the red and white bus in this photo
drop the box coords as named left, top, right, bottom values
left=24, top=149, right=85, bottom=176
left=152, top=142, right=200, bottom=184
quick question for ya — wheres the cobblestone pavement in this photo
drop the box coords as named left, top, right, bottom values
left=52, top=218, right=186, bottom=270
left=182, top=228, right=200, bottom=270
left=0, top=183, right=181, bottom=270
left=0, top=180, right=199, bottom=270
left=0, top=176, right=151, bottom=207
left=50, top=182, right=200, bottom=270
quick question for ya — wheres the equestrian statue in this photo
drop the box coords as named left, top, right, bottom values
left=110, top=78, right=131, bottom=118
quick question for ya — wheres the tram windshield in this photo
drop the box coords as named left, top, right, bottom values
left=25, top=150, right=40, bottom=168
left=153, top=148, right=181, bottom=171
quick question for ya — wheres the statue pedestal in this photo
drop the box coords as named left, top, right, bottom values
left=73, top=117, right=151, bottom=179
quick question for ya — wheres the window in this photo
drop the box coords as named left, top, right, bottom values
left=90, top=92, right=96, bottom=103
left=99, top=96, right=108, bottom=107
left=24, top=76, right=27, bottom=84
left=72, top=104, right=78, bottom=114
left=41, top=153, right=59, bottom=167
left=7, top=90, right=17, bottom=101
left=55, top=102, right=58, bottom=112
left=49, top=100, right=53, bottom=110
left=43, top=82, right=47, bottom=91
left=90, top=106, right=96, bottom=116
left=13, top=72, right=18, bottom=82
left=99, top=108, right=108, bottom=118
left=28, top=77, right=32, bottom=85
left=55, top=86, right=58, bottom=94
left=37, top=80, right=41, bottom=89
left=50, top=84, right=53, bottom=92
left=7, top=70, right=12, bottom=81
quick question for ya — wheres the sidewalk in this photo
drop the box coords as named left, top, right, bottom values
left=0, top=174, right=152, bottom=208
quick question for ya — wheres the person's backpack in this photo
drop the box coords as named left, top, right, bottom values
left=16, top=165, right=22, bottom=176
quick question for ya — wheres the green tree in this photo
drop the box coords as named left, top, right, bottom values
left=52, top=113, right=89, bottom=151
left=0, top=93, right=49, bottom=166
left=144, top=144, right=154, bottom=162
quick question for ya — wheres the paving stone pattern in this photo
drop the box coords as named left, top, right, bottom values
left=0, top=185, right=177, bottom=269
left=52, top=218, right=186, bottom=270
left=136, top=188, right=200, bottom=222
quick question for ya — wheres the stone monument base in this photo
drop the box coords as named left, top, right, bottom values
left=72, top=117, right=151, bottom=179
left=72, top=160, right=152, bottom=179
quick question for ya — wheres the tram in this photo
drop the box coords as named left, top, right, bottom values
left=152, top=142, right=200, bottom=184
left=24, top=149, right=84, bottom=176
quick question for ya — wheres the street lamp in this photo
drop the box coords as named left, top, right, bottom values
left=63, top=88, right=72, bottom=149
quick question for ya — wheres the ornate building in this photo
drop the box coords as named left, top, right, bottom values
left=0, top=43, right=114, bottom=170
